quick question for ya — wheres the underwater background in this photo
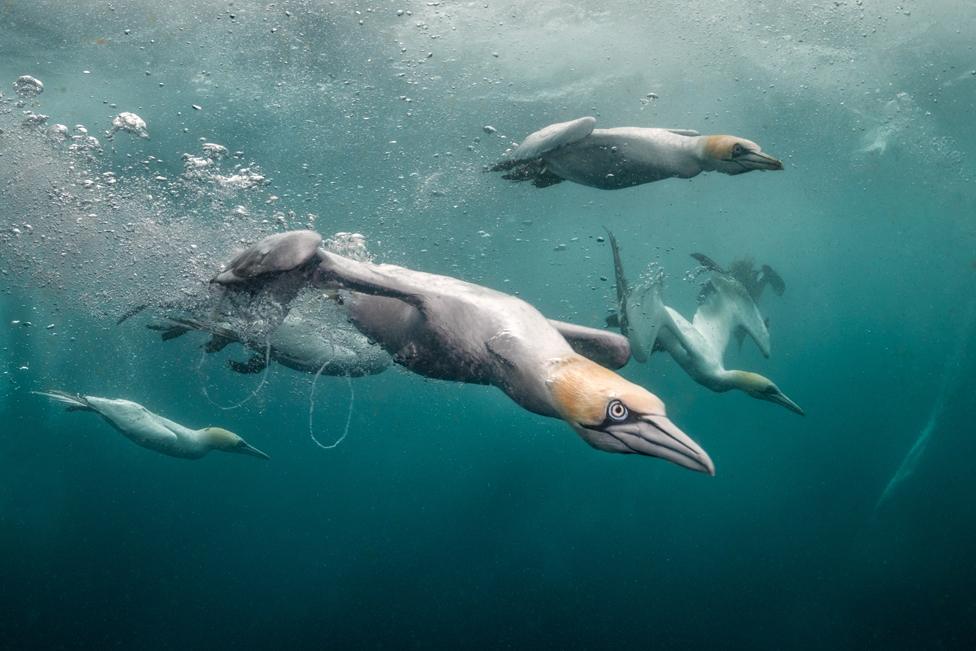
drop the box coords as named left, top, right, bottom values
left=2, top=1, right=976, bottom=648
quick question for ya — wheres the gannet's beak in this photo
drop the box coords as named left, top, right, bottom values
left=234, top=440, right=271, bottom=460
left=765, top=389, right=804, bottom=416
left=738, top=150, right=783, bottom=171
left=604, top=415, right=716, bottom=476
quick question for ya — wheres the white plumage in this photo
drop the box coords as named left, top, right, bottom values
left=33, top=391, right=270, bottom=460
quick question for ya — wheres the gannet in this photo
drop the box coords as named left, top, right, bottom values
left=607, top=233, right=803, bottom=415
left=146, top=304, right=392, bottom=377
left=34, top=390, right=270, bottom=460
left=491, top=116, right=783, bottom=189
left=212, top=230, right=714, bottom=474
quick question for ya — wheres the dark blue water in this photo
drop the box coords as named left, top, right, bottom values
left=2, top=2, right=976, bottom=648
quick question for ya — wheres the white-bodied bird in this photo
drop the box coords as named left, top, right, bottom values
left=606, top=233, right=803, bottom=415
left=34, top=390, right=270, bottom=460
left=491, top=116, right=783, bottom=189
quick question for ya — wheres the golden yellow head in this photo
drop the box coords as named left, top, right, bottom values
left=548, top=356, right=664, bottom=426
left=546, top=355, right=714, bottom=474
left=700, top=135, right=783, bottom=174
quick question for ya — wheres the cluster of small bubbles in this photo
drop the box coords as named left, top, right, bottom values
left=46, top=123, right=70, bottom=142
left=683, top=265, right=710, bottom=282
left=201, top=142, right=228, bottom=159
left=639, top=92, right=659, bottom=109
left=67, top=125, right=102, bottom=159
left=181, top=141, right=266, bottom=191
left=108, top=112, right=150, bottom=139
left=13, top=75, right=43, bottom=103
left=324, top=232, right=372, bottom=261
left=638, top=261, right=667, bottom=286
left=21, top=112, right=49, bottom=129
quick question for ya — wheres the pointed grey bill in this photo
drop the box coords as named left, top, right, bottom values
left=606, top=414, right=716, bottom=476
left=769, top=390, right=804, bottom=416
left=738, top=150, right=783, bottom=170
left=235, top=440, right=271, bottom=460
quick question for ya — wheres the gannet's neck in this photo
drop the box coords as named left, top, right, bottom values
left=690, top=135, right=715, bottom=169
left=719, top=369, right=767, bottom=394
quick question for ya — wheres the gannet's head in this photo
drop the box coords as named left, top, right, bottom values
left=547, top=356, right=715, bottom=475
left=730, top=371, right=804, bottom=415
left=700, top=135, right=783, bottom=174
left=202, top=427, right=271, bottom=460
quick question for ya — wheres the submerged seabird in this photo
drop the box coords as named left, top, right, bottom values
left=491, top=116, right=783, bottom=189
left=146, top=299, right=392, bottom=378
left=212, top=230, right=715, bottom=474
left=34, top=390, right=270, bottom=460
left=607, top=233, right=803, bottom=415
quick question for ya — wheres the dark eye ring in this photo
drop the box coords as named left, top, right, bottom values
left=732, top=143, right=744, bottom=156
left=607, top=400, right=629, bottom=422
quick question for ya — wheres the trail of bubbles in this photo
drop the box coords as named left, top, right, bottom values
left=308, top=344, right=355, bottom=450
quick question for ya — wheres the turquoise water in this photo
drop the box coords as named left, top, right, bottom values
left=2, top=1, right=976, bottom=648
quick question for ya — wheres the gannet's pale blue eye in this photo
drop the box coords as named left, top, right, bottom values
left=732, top=143, right=744, bottom=156
left=607, top=400, right=629, bottom=422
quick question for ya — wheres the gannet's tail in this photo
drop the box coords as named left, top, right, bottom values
left=32, top=390, right=93, bottom=412
left=605, top=230, right=666, bottom=362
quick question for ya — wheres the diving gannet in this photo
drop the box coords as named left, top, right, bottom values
left=212, top=231, right=714, bottom=474
left=491, top=117, right=783, bottom=189
left=607, top=233, right=803, bottom=415
left=34, top=391, right=270, bottom=460
left=146, top=297, right=392, bottom=378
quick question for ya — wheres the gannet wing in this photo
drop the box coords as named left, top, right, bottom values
left=213, top=230, right=324, bottom=285
left=316, top=251, right=430, bottom=309
left=666, top=129, right=700, bottom=137
left=692, top=274, right=771, bottom=358
left=547, top=320, right=631, bottom=369
left=690, top=252, right=725, bottom=274
left=657, top=306, right=707, bottom=367
left=690, top=252, right=726, bottom=304
left=759, top=264, right=786, bottom=297
left=507, top=116, right=596, bottom=161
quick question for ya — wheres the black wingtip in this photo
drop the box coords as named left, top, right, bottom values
left=690, top=253, right=724, bottom=273
left=761, top=264, right=786, bottom=296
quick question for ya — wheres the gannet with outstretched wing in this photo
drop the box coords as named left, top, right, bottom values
left=210, top=230, right=715, bottom=475
left=607, top=233, right=803, bottom=415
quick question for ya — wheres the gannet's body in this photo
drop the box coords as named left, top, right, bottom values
left=34, top=391, right=270, bottom=460
left=212, top=230, right=715, bottom=474
left=607, top=233, right=803, bottom=415
left=491, top=117, right=783, bottom=189
left=149, top=305, right=392, bottom=377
